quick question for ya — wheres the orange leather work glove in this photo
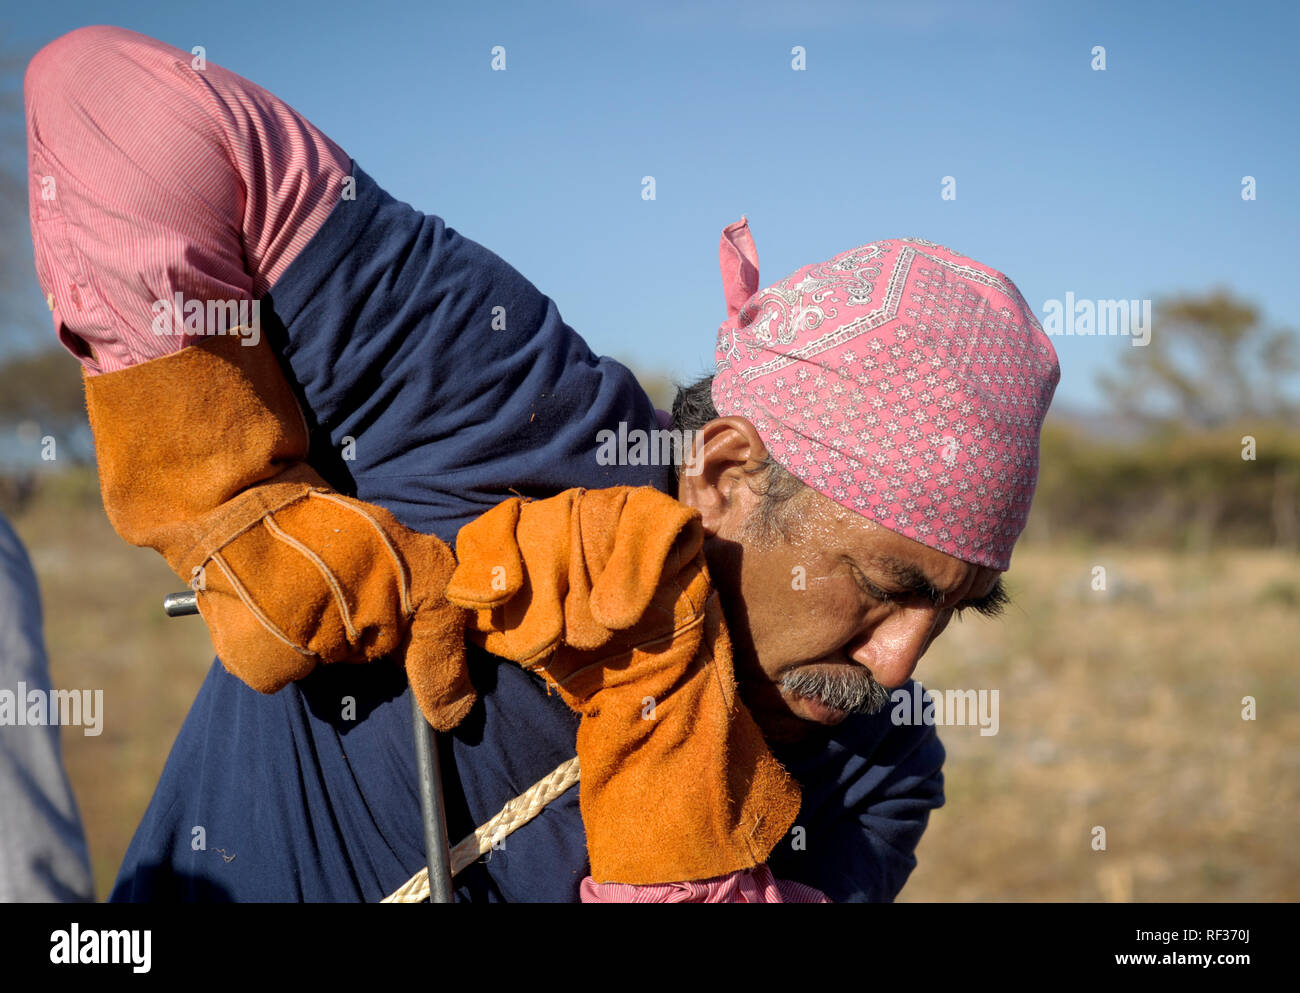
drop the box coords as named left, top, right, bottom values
left=81, top=332, right=474, bottom=730
left=443, top=485, right=802, bottom=885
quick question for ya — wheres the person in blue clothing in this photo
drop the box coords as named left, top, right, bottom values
left=0, top=512, right=95, bottom=902
left=25, top=26, right=1056, bottom=902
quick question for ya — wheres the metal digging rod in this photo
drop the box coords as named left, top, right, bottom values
left=163, top=588, right=455, bottom=903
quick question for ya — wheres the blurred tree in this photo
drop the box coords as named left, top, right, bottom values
left=1097, top=289, right=1299, bottom=430
left=0, top=348, right=85, bottom=422
left=631, top=368, right=676, bottom=412
left=1093, top=289, right=1299, bottom=551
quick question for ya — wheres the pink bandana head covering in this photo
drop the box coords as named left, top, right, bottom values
left=712, top=218, right=1059, bottom=570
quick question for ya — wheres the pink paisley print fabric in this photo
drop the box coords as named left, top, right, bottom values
left=712, top=220, right=1059, bottom=570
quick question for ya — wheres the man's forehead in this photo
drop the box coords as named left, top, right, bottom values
left=867, top=549, right=1000, bottom=598
left=791, top=487, right=1000, bottom=593
left=834, top=506, right=1000, bottom=594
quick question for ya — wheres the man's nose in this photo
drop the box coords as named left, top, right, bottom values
left=846, top=605, right=945, bottom=688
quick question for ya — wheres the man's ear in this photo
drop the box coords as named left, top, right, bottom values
left=676, top=416, right=768, bottom=538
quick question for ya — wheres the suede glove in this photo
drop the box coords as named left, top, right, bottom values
left=81, top=332, right=474, bottom=730
left=444, top=485, right=802, bottom=885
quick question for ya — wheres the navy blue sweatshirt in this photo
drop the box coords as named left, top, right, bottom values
left=108, top=163, right=944, bottom=902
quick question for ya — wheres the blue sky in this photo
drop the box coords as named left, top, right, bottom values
left=5, top=0, right=1298, bottom=411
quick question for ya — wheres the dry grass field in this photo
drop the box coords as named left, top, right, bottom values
left=8, top=469, right=1299, bottom=902
left=901, top=543, right=1300, bottom=902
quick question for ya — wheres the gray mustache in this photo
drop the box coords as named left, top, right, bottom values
left=780, top=665, right=891, bottom=715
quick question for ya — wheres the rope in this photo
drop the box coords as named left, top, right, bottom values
left=382, top=755, right=581, bottom=903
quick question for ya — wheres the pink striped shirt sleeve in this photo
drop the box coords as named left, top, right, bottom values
left=24, top=25, right=350, bottom=374
left=580, top=865, right=832, bottom=903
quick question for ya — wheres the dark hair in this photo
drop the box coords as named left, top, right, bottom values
left=669, top=375, right=809, bottom=542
